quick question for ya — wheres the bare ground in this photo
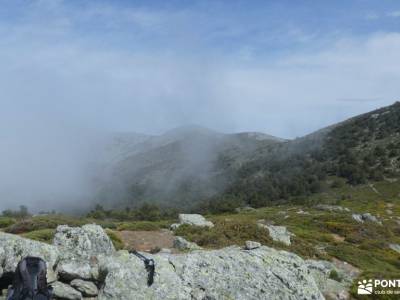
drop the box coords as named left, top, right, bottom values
left=117, top=229, right=176, bottom=253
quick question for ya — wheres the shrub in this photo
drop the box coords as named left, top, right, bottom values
left=21, top=229, right=55, bottom=244
left=0, top=217, right=16, bottom=228
left=105, top=229, right=124, bottom=250
left=329, top=269, right=341, bottom=282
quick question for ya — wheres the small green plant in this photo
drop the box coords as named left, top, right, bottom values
left=21, top=229, right=55, bottom=244
left=329, top=269, right=341, bottom=282
left=105, top=229, right=124, bottom=250
left=0, top=217, right=16, bottom=228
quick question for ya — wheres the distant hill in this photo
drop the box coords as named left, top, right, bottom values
left=93, top=102, right=400, bottom=211
left=94, top=125, right=284, bottom=208
left=213, top=102, right=400, bottom=211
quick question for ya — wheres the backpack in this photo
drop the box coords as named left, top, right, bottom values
left=6, top=257, right=53, bottom=300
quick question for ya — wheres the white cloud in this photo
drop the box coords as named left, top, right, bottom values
left=387, top=10, right=400, bottom=18
left=0, top=0, right=400, bottom=210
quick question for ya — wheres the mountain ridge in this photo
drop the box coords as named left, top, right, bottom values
left=93, top=102, right=400, bottom=210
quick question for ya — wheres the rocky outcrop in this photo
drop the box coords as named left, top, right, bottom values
left=0, top=231, right=59, bottom=282
left=389, top=243, right=400, bottom=254
left=245, top=240, right=261, bottom=250
left=0, top=224, right=358, bottom=299
left=52, top=281, right=83, bottom=300
left=70, top=279, right=99, bottom=297
left=305, top=259, right=359, bottom=300
left=173, top=236, right=202, bottom=251
left=97, top=246, right=324, bottom=300
left=257, top=222, right=294, bottom=246
left=54, top=224, right=115, bottom=259
left=178, top=214, right=214, bottom=228
left=352, top=213, right=382, bottom=225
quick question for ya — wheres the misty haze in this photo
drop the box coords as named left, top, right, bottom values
left=0, top=1, right=399, bottom=300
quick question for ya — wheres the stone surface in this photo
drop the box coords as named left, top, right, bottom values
left=316, top=205, right=350, bottom=213
left=52, top=281, right=82, bottom=300
left=70, top=279, right=99, bottom=297
left=0, top=231, right=59, bottom=278
left=262, top=224, right=293, bottom=246
left=389, top=243, right=400, bottom=254
left=97, top=246, right=324, bottom=300
left=0, top=224, right=358, bottom=300
left=57, top=259, right=99, bottom=281
left=169, top=223, right=180, bottom=230
left=352, top=213, right=382, bottom=225
left=306, top=259, right=359, bottom=300
left=178, top=214, right=214, bottom=228
left=173, top=236, right=202, bottom=251
left=245, top=240, right=261, bottom=250
left=54, top=224, right=115, bottom=259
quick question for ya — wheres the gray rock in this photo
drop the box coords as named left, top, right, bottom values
left=173, top=236, right=202, bottom=251
left=158, top=248, right=172, bottom=254
left=306, top=259, right=360, bottom=300
left=178, top=214, right=214, bottom=228
left=97, top=246, right=324, bottom=300
left=70, top=279, right=99, bottom=297
left=261, top=224, right=293, bottom=246
left=352, top=213, right=382, bottom=225
left=169, top=223, right=180, bottom=230
left=52, top=281, right=82, bottom=300
left=57, top=259, right=99, bottom=281
left=245, top=241, right=261, bottom=250
left=389, top=243, right=400, bottom=254
left=316, top=205, right=350, bottom=213
left=0, top=231, right=59, bottom=280
left=54, top=224, right=115, bottom=259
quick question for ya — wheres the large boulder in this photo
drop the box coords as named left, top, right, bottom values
left=0, top=232, right=59, bottom=281
left=56, top=259, right=100, bottom=281
left=178, top=214, right=214, bottom=228
left=306, top=259, right=360, bottom=300
left=173, top=236, right=202, bottom=251
left=352, top=213, right=382, bottom=225
left=97, top=246, right=324, bottom=300
left=389, top=243, right=400, bottom=254
left=257, top=223, right=293, bottom=246
left=53, top=224, right=115, bottom=259
left=52, top=281, right=82, bottom=300
left=0, top=224, right=357, bottom=299
left=70, top=279, right=99, bottom=297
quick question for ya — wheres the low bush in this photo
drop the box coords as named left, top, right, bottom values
left=105, top=229, right=124, bottom=250
left=0, top=217, right=16, bottom=228
left=21, top=229, right=55, bottom=244
left=174, top=220, right=272, bottom=248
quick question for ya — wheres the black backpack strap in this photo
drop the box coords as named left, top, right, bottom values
left=129, top=250, right=155, bottom=286
left=17, top=259, right=33, bottom=299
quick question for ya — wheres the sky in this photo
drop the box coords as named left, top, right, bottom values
left=0, top=0, right=400, bottom=210
left=0, top=0, right=399, bottom=138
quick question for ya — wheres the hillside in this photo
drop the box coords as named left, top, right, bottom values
left=91, top=102, right=400, bottom=212
left=94, top=125, right=284, bottom=208
left=211, top=102, right=400, bottom=211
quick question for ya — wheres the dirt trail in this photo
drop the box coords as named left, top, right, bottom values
left=117, top=229, right=176, bottom=252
